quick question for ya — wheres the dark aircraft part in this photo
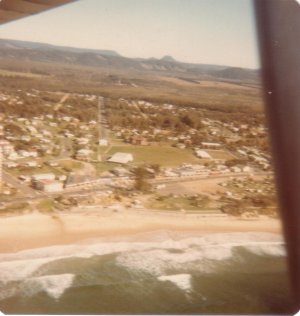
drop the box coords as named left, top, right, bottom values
left=0, top=0, right=76, bottom=25
left=255, top=0, right=300, bottom=312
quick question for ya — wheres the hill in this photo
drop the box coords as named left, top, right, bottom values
left=0, top=38, right=259, bottom=82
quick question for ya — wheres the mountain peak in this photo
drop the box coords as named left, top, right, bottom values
left=160, top=55, right=176, bottom=62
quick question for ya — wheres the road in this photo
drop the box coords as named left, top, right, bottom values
left=58, top=136, right=73, bottom=159
left=151, top=172, right=267, bottom=185
left=98, top=96, right=108, bottom=142
left=1, top=171, right=270, bottom=206
left=54, top=93, right=70, bottom=111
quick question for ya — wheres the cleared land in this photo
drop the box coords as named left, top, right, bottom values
left=105, top=145, right=200, bottom=166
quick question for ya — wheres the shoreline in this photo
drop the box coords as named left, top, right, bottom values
left=0, top=208, right=284, bottom=253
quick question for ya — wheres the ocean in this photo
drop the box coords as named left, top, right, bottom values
left=0, top=231, right=293, bottom=314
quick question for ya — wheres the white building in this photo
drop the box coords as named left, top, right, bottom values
left=24, top=161, right=39, bottom=168
left=32, top=173, right=56, bottom=181
left=18, top=150, right=38, bottom=158
left=99, top=139, right=108, bottom=146
left=195, top=149, right=212, bottom=159
left=4, top=161, right=18, bottom=168
left=108, top=152, right=133, bottom=164
left=201, top=142, right=221, bottom=149
left=75, top=148, right=92, bottom=161
left=35, top=180, right=63, bottom=192
left=0, top=140, right=14, bottom=156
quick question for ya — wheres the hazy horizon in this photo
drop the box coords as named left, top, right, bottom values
left=0, top=0, right=260, bottom=69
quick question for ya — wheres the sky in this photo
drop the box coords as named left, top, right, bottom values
left=0, top=0, right=260, bottom=69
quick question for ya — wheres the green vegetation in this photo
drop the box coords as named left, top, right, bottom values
left=58, top=160, right=83, bottom=172
left=133, top=167, right=152, bottom=192
left=36, top=198, right=56, bottom=213
left=94, top=161, right=118, bottom=174
left=146, top=194, right=212, bottom=211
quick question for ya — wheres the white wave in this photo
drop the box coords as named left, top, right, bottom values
left=115, top=245, right=234, bottom=275
left=244, top=243, right=286, bottom=256
left=0, top=232, right=286, bottom=292
left=158, top=274, right=192, bottom=292
left=115, top=233, right=285, bottom=276
left=22, top=274, right=75, bottom=300
left=0, top=257, right=60, bottom=283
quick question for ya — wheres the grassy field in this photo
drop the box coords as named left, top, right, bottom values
left=93, top=161, right=120, bottom=174
left=105, top=145, right=200, bottom=166
left=7, top=164, right=60, bottom=176
left=57, top=159, right=83, bottom=172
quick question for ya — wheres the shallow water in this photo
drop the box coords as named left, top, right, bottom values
left=0, top=232, right=293, bottom=314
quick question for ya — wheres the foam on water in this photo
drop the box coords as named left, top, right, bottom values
left=115, top=233, right=285, bottom=276
left=0, top=232, right=286, bottom=301
left=158, top=274, right=192, bottom=292
left=0, top=257, right=61, bottom=283
left=244, top=243, right=286, bottom=256
left=22, top=274, right=75, bottom=300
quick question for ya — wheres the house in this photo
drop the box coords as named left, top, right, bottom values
left=108, top=152, right=133, bottom=164
left=32, top=173, right=56, bottom=182
left=18, top=150, right=37, bottom=158
left=27, top=126, right=37, bottom=134
left=20, top=136, right=31, bottom=142
left=57, top=175, right=67, bottom=181
left=75, top=148, right=93, bottom=161
left=164, top=170, right=178, bottom=177
left=243, top=166, right=252, bottom=173
left=99, top=139, right=108, bottom=146
left=77, top=137, right=89, bottom=145
left=111, top=167, right=132, bottom=177
left=34, top=180, right=63, bottom=192
left=195, top=149, right=211, bottom=159
left=176, top=143, right=186, bottom=149
left=201, top=142, right=221, bottom=149
left=18, top=175, right=31, bottom=183
left=24, top=161, right=39, bottom=168
left=178, top=168, right=196, bottom=177
left=0, top=140, right=14, bottom=155
left=4, top=161, right=18, bottom=168
left=231, top=166, right=242, bottom=173
left=7, top=151, right=19, bottom=160
left=130, top=136, right=148, bottom=146
left=62, top=116, right=72, bottom=122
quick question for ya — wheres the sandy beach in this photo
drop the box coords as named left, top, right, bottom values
left=0, top=207, right=283, bottom=253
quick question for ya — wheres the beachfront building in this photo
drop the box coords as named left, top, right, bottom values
left=32, top=173, right=56, bottom=182
left=34, top=179, right=64, bottom=192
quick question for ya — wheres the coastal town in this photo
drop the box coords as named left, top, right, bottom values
left=0, top=2, right=293, bottom=315
left=0, top=88, right=277, bottom=218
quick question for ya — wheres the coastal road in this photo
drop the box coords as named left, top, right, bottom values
left=151, top=172, right=267, bottom=185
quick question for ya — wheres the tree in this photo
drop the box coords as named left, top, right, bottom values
left=134, top=167, right=152, bottom=192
